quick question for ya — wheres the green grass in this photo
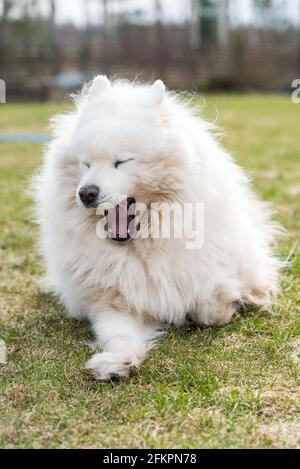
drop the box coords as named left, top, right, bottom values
left=0, top=95, right=299, bottom=448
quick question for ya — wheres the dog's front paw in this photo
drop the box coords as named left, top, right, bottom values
left=86, top=351, right=140, bottom=380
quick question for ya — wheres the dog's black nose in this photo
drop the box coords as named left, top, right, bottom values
left=79, top=185, right=99, bottom=207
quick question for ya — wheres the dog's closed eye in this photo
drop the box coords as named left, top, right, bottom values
left=114, top=158, right=133, bottom=169
left=80, top=161, right=90, bottom=169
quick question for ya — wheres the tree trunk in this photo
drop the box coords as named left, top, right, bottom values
left=217, top=0, right=229, bottom=48
left=190, top=0, right=201, bottom=49
left=49, top=0, right=60, bottom=75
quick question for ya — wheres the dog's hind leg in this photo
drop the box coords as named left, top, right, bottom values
left=86, top=296, right=164, bottom=380
left=191, top=281, right=241, bottom=327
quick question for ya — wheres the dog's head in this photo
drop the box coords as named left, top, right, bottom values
left=53, top=76, right=192, bottom=242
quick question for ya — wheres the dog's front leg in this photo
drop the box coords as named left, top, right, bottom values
left=86, top=301, right=163, bottom=380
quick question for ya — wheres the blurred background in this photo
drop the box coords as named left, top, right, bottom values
left=0, top=0, right=300, bottom=100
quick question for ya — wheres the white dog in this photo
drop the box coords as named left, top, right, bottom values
left=34, top=76, right=281, bottom=380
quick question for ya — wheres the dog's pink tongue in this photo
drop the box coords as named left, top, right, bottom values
left=107, top=204, right=128, bottom=238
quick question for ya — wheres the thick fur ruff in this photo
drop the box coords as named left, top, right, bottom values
left=33, top=77, right=282, bottom=379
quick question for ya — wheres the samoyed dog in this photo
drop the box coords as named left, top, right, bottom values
left=34, top=76, right=281, bottom=380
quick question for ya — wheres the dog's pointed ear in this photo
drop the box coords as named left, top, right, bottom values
left=151, top=80, right=166, bottom=104
left=89, top=75, right=111, bottom=99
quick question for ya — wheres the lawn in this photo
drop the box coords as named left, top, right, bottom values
left=0, top=95, right=299, bottom=449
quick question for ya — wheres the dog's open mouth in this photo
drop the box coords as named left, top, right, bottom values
left=105, top=197, right=136, bottom=242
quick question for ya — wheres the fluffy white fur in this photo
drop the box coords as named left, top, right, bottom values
left=34, top=76, right=282, bottom=380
